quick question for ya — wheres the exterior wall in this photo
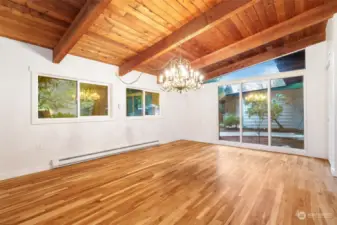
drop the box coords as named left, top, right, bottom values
left=270, top=89, right=304, bottom=129
left=240, top=89, right=304, bottom=130
left=184, top=41, right=328, bottom=159
left=0, top=37, right=185, bottom=180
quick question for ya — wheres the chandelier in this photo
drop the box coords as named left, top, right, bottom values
left=158, top=56, right=204, bottom=93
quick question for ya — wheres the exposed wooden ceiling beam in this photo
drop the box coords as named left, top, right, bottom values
left=118, top=0, right=256, bottom=76
left=53, top=0, right=112, bottom=63
left=205, top=33, right=326, bottom=80
left=191, top=1, right=337, bottom=70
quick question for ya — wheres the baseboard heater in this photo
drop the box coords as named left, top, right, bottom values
left=51, top=140, right=159, bottom=168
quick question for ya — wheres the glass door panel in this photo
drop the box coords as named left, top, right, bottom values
left=218, top=84, right=241, bottom=142
left=270, top=76, right=304, bottom=149
left=242, top=81, right=269, bottom=145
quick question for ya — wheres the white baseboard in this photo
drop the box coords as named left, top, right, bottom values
left=1, top=141, right=162, bottom=181
left=52, top=141, right=159, bottom=168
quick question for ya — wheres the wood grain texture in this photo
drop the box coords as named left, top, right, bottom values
left=131, top=0, right=332, bottom=76
left=205, top=32, right=326, bottom=80
left=0, top=0, right=334, bottom=76
left=53, top=0, right=112, bottom=63
left=201, top=21, right=327, bottom=75
left=70, top=0, right=223, bottom=67
left=190, top=0, right=337, bottom=70
left=0, top=0, right=77, bottom=48
left=118, top=0, right=255, bottom=76
left=0, top=140, right=337, bottom=225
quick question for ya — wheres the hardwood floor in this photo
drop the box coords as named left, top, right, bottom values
left=0, top=140, right=336, bottom=225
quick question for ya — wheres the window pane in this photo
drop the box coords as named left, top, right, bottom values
left=206, top=50, right=305, bottom=84
left=80, top=83, right=108, bottom=116
left=271, top=76, right=304, bottom=149
left=145, top=92, right=160, bottom=116
left=38, top=76, right=77, bottom=118
left=242, top=81, right=268, bottom=145
left=218, top=84, right=241, bottom=142
left=126, top=89, right=143, bottom=116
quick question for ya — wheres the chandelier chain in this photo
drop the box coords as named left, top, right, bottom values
left=114, top=72, right=143, bottom=85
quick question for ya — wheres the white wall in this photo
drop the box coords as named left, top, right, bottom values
left=184, top=41, right=328, bottom=159
left=305, top=42, right=328, bottom=159
left=0, top=37, right=185, bottom=180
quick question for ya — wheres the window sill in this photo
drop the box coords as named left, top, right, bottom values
left=32, top=116, right=115, bottom=125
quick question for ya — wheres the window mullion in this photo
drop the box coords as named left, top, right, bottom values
left=267, top=79, right=271, bottom=146
left=77, top=81, right=81, bottom=118
left=239, top=83, right=243, bottom=143
left=143, top=90, right=146, bottom=117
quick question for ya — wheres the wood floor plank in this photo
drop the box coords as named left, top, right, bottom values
left=0, top=140, right=336, bottom=225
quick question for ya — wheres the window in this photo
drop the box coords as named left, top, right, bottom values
left=218, top=72, right=304, bottom=150
left=126, top=88, right=160, bottom=117
left=80, top=83, right=108, bottom=116
left=271, top=76, right=304, bottom=149
left=208, top=50, right=305, bottom=83
left=145, top=92, right=160, bottom=116
left=36, top=75, right=110, bottom=122
left=38, top=76, right=77, bottom=118
left=218, top=84, right=240, bottom=142
left=126, top=89, right=143, bottom=117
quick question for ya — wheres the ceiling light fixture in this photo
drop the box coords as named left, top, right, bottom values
left=158, top=56, right=204, bottom=93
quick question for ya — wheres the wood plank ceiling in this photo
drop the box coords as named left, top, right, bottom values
left=0, top=0, right=336, bottom=80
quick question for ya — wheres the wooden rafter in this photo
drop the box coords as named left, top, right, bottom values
left=191, top=1, right=337, bottom=70
left=53, top=0, right=112, bottom=63
left=118, top=0, right=256, bottom=76
left=205, top=33, right=326, bottom=80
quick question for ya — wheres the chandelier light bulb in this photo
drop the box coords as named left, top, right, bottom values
left=159, top=75, right=164, bottom=83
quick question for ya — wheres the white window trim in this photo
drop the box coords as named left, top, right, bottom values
left=126, top=86, right=162, bottom=120
left=216, top=69, right=307, bottom=154
left=32, top=72, right=113, bottom=125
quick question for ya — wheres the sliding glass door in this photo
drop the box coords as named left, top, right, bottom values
left=218, top=72, right=305, bottom=150
left=218, top=84, right=241, bottom=142
left=270, top=76, right=304, bottom=149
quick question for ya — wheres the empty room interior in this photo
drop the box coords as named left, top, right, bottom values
left=2, top=0, right=337, bottom=224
